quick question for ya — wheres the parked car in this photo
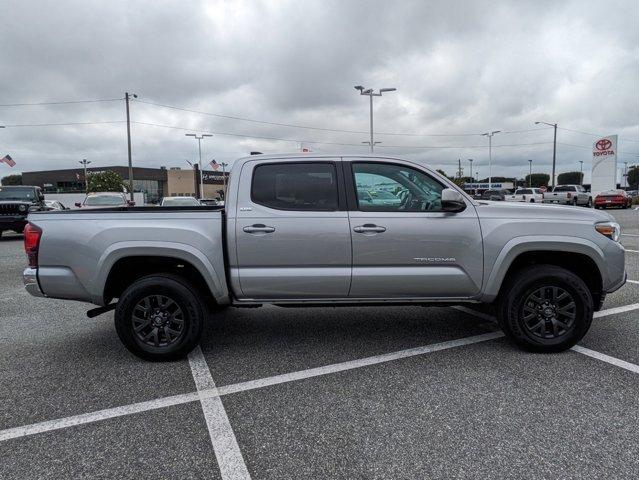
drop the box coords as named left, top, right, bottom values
left=76, top=192, right=132, bottom=209
left=44, top=200, right=68, bottom=211
left=357, top=189, right=402, bottom=208
left=160, top=196, right=201, bottom=206
left=478, top=189, right=510, bottom=201
left=24, top=154, right=626, bottom=360
left=594, top=190, right=633, bottom=209
left=543, top=185, right=592, bottom=207
left=505, top=188, right=544, bottom=203
left=0, top=185, right=47, bottom=238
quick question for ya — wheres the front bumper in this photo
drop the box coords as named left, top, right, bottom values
left=23, top=267, right=45, bottom=297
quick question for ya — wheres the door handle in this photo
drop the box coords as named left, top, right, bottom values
left=353, top=224, right=386, bottom=233
left=243, top=224, right=276, bottom=234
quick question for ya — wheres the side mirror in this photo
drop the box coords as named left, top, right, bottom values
left=441, top=188, right=466, bottom=212
left=75, top=202, right=81, bottom=208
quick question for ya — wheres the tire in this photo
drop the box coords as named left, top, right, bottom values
left=530, top=199, right=535, bottom=203
left=115, top=274, right=205, bottom=361
left=586, top=197, right=592, bottom=208
left=497, top=265, right=593, bottom=353
left=573, top=198, right=578, bottom=206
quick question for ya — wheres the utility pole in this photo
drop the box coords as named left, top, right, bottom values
left=535, top=121, right=558, bottom=187
left=221, top=162, right=228, bottom=195
left=579, top=160, right=584, bottom=185
left=468, top=159, right=474, bottom=182
left=185, top=134, right=212, bottom=199
left=457, top=159, right=463, bottom=180
left=624, top=161, right=629, bottom=188
left=482, top=131, right=501, bottom=190
left=79, top=159, right=91, bottom=193
left=528, top=159, right=533, bottom=187
left=354, top=86, right=396, bottom=153
left=125, top=92, right=137, bottom=202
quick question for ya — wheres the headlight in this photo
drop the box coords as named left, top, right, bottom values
left=18, top=204, right=27, bottom=212
left=595, top=221, right=621, bottom=242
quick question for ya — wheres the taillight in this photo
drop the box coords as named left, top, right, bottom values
left=567, top=192, right=572, bottom=198
left=24, top=223, right=42, bottom=268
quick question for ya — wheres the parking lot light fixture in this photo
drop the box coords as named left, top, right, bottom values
left=468, top=159, right=474, bottom=182
left=79, top=159, right=91, bottom=193
left=481, top=131, right=501, bottom=190
left=186, top=133, right=213, bottom=198
left=354, top=86, right=397, bottom=153
left=580, top=160, right=584, bottom=184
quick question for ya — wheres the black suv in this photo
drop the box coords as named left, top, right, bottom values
left=0, top=186, right=47, bottom=238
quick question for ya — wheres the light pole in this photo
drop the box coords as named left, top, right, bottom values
left=528, top=159, right=533, bottom=187
left=579, top=160, right=584, bottom=185
left=535, top=121, right=558, bottom=187
left=125, top=92, right=137, bottom=201
left=221, top=162, right=229, bottom=194
left=481, top=130, right=501, bottom=189
left=79, top=159, right=91, bottom=193
left=185, top=133, right=212, bottom=199
left=354, top=86, right=396, bottom=153
left=468, top=159, right=474, bottom=182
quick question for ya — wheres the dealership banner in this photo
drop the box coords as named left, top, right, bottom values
left=591, top=134, right=617, bottom=196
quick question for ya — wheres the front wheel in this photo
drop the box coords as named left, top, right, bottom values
left=586, top=197, right=592, bottom=208
left=497, top=265, right=593, bottom=352
left=115, top=274, right=205, bottom=361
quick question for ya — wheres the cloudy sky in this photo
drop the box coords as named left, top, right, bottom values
left=1, top=0, right=638, bottom=183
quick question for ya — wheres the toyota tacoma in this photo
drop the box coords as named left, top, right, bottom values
left=23, top=154, right=626, bottom=360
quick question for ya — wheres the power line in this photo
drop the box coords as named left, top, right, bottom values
left=133, top=98, right=551, bottom=138
left=2, top=121, right=125, bottom=127
left=0, top=98, right=123, bottom=107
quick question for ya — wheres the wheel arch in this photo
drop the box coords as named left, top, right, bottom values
left=483, top=237, right=605, bottom=307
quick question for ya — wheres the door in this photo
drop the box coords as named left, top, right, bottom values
left=346, top=160, right=483, bottom=298
left=234, top=160, right=352, bottom=299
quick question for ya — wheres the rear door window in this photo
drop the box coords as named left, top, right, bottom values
left=251, top=162, right=339, bottom=211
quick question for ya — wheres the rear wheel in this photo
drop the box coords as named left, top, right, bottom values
left=497, top=265, right=593, bottom=352
left=115, top=274, right=205, bottom=361
left=586, top=197, right=592, bottom=208
left=573, top=198, right=578, bottom=206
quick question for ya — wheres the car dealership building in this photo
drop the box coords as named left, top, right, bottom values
left=21, top=166, right=228, bottom=203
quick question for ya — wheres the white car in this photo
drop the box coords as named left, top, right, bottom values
left=160, top=196, right=201, bottom=206
left=505, top=188, right=544, bottom=203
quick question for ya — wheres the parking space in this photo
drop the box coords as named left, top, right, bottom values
left=1, top=209, right=639, bottom=479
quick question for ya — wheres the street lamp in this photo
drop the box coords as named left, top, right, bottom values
left=481, top=131, right=501, bottom=190
left=185, top=133, right=213, bottom=199
left=528, top=159, right=533, bottom=187
left=79, top=159, right=91, bottom=193
left=354, top=86, right=396, bottom=153
left=579, top=160, right=584, bottom=185
left=535, top=121, right=558, bottom=187
left=468, top=159, right=474, bottom=182
left=624, top=161, right=629, bottom=188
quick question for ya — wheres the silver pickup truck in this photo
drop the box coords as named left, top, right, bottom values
left=543, top=185, right=593, bottom=207
left=23, top=154, right=626, bottom=360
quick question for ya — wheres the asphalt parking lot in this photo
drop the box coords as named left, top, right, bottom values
left=1, top=208, right=639, bottom=479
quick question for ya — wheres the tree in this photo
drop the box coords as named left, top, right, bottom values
left=87, top=171, right=125, bottom=193
left=628, top=165, right=639, bottom=190
left=524, top=173, right=550, bottom=188
left=1, top=174, right=22, bottom=186
left=557, top=171, right=583, bottom=185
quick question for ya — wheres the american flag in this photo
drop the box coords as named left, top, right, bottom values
left=209, top=159, right=220, bottom=171
left=0, top=154, right=16, bottom=167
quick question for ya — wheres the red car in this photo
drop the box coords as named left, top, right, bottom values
left=594, top=189, right=633, bottom=209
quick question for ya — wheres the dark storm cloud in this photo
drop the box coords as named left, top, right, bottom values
left=1, top=0, right=638, bottom=182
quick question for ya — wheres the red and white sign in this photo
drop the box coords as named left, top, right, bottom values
left=0, top=154, right=16, bottom=167
left=539, top=186, right=547, bottom=193
left=591, top=135, right=618, bottom=196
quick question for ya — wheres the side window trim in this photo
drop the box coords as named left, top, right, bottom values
left=250, top=161, right=344, bottom=212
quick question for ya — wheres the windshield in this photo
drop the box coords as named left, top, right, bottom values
left=0, top=187, right=35, bottom=201
left=162, top=197, right=200, bottom=206
left=84, top=195, right=126, bottom=206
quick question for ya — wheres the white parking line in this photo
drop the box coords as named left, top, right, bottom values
left=188, top=346, right=251, bottom=480
left=622, top=233, right=639, bottom=237
left=626, top=249, right=639, bottom=253
left=627, top=280, right=639, bottom=285
left=0, top=390, right=201, bottom=442
left=594, top=303, right=639, bottom=318
left=571, top=346, right=639, bottom=374
left=0, top=332, right=503, bottom=443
